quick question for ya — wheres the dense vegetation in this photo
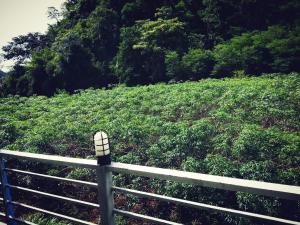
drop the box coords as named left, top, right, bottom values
left=1, top=0, right=300, bottom=96
left=1, top=0, right=299, bottom=224
left=1, top=74, right=300, bottom=224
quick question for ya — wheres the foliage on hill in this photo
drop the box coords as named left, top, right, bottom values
left=1, top=74, right=300, bottom=224
left=1, top=0, right=300, bottom=96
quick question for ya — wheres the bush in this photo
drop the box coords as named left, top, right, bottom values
left=0, top=119, right=17, bottom=148
left=165, top=50, right=182, bottom=80
left=204, top=154, right=238, bottom=177
left=182, top=48, right=214, bottom=80
left=212, top=26, right=300, bottom=77
left=239, top=160, right=274, bottom=181
left=181, top=156, right=204, bottom=173
left=232, top=125, right=290, bottom=162
left=27, top=213, right=71, bottom=225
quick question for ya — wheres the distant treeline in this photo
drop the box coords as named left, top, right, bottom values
left=1, top=0, right=299, bottom=96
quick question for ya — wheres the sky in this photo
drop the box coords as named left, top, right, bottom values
left=0, top=0, right=65, bottom=72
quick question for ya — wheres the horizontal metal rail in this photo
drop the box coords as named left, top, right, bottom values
left=5, top=168, right=98, bottom=188
left=0, top=150, right=97, bottom=169
left=2, top=197, right=93, bottom=225
left=110, top=162, right=300, bottom=201
left=10, top=200, right=97, bottom=225
left=113, top=186, right=300, bottom=225
left=0, top=199, right=36, bottom=225
left=1, top=149, right=300, bottom=225
left=7, top=184, right=99, bottom=208
left=1, top=150, right=300, bottom=201
left=113, top=208, right=183, bottom=225
left=9, top=216, right=37, bottom=225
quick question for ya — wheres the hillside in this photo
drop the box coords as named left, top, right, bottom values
left=1, top=74, right=300, bottom=224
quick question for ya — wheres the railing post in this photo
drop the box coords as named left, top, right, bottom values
left=96, top=166, right=115, bottom=225
left=0, top=157, right=16, bottom=225
left=94, top=132, right=115, bottom=225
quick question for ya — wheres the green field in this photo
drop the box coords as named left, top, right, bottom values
left=1, top=73, right=300, bottom=224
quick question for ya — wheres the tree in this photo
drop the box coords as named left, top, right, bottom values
left=114, top=26, right=146, bottom=85
left=85, top=6, right=119, bottom=61
left=32, top=31, right=101, bottom=94
left=165, top=51, right=182, bottom=80
left=134, top=17, right=186, bottom=53
left=182, top=48, right=214, bottom=79
left=115, top=16, right=187, bottom=85
left=47, top=7, right=61, bottom=22
left=266, top=26, right=300, bottom=73
left=0, top=55, right=5, bottom=76
left=0, top=64, right=27, bottom=96
left=199, top=0, right=224, bottom=46
left=27, top=48, right=57, bottom=96
left=212, top=25, right=300, bottom=77
left=121, top=2, right=142, bottom=26
left=2, top=33, right=49, bottom=64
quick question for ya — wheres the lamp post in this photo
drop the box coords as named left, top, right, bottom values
left=94, top=131, right=115, bottom=225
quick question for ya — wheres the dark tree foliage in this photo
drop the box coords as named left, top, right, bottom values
left=1, top=0, right=300, bottom=96
left=2, top=32, right=49, bottom=63
left=0, top=64, right=26, bottom=95
left=212, top=26, right=300, bottom=77
left=0, top=70, right=5, bottom=78
left=47, top=7, right=62, bottom=22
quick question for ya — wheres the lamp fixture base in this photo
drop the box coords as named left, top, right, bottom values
left=97, top=155, right=111, bottom=166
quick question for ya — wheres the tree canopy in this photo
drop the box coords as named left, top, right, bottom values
left=1, top=0, right=299, bottom=96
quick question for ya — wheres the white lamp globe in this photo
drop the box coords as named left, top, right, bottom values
left=94, top=131, right=110, bottom=156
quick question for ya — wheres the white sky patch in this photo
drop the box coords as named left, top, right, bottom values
left=0, top=0, right=65, bottom=72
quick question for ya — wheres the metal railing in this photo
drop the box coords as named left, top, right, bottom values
left=0, top=149, right=300, bottom=225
